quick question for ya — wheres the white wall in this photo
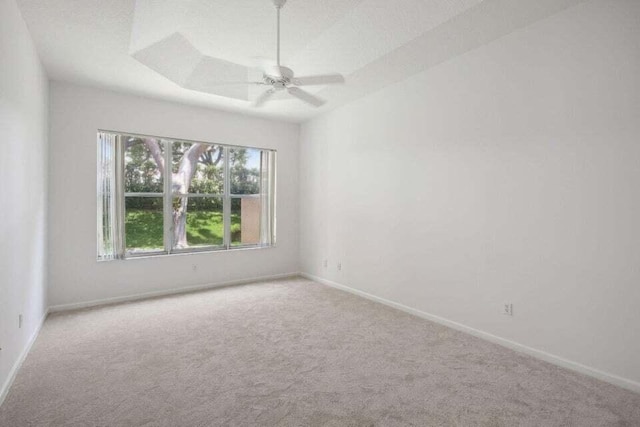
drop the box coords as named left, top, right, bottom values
left=48, top=82, right=299, bottom=308
left=0, top=0, right=49, bottom=403
left=300, top=0, right=640, bottom=389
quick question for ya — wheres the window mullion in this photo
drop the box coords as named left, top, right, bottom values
left=163, top=140, right=173, bottom=254
left=223, top=146, right=231, bottom=249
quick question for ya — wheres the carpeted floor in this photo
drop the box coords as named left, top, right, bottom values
left=1, top=278, right=639, bottom=426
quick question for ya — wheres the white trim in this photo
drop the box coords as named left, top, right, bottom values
left=162, top=138, right=173, bottom=253
left=223, top=146, right=231, bottom=249
left=300, top=272, right=640, bottom=395
left=48, top=272, right=300, bottom=313
left=97, top=128, right=276, bottom=153
left=0, top=309, right=50, bottom=408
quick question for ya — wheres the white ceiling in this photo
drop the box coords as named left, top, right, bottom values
left=17, top=0, right=587, bottom=122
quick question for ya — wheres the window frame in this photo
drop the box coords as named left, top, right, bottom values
left=99, top=130, right=276, bottom=260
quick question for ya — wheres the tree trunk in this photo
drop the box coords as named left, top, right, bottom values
left=172, top=143, right=209, bottom=248
left=144, top=138, right=165, bottom=175
left=142, top=139, right=210, bottom=248
left=173, top=199, right=189, bottom=248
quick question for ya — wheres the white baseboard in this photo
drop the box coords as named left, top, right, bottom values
left=300, top=272, right=640, bottom=395
left=0, top=309, right=50, bottom=408
left=49, top=272, right=300, bottom=313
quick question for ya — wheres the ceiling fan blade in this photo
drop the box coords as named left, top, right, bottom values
left=253, top=88, right=276, bottom=107
left=287, top=87, right=325, bottom=107
left=292, top=74, right=345, bottom=86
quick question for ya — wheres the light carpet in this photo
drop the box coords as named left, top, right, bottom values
left=1, top=277, right=639, bottom=426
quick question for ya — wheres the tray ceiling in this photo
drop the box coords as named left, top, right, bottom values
left=17, top=0, right=587, bottom=122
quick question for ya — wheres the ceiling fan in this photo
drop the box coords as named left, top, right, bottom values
left=208, top=0, right=345, bottom=107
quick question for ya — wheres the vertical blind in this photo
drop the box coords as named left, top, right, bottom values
left=260, top=150, right=276, bottom=246
left=97, top=132, right=125, bottom=261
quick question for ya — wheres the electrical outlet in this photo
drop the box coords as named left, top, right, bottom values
left=503, top=303, right=513, bottom=316
left=192, top=264, right=198, bottom=272
left=18, top=314, right=23, bottom=328
left=337, top=262, right=342, bottom=271
left=323, top=259, right=328, bottom=268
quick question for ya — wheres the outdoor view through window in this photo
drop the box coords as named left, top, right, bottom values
left=97, top=132, right=275, bottom=260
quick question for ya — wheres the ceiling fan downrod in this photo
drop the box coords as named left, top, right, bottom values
left=273, top=0, right=287, bottom=67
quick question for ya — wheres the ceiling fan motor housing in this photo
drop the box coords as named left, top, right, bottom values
left=264, top=66, right=294, bottom=89
left=272, top=0, right=287, bottom=9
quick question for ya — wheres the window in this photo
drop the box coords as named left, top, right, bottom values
left=97, top=131, right=276, bottom=260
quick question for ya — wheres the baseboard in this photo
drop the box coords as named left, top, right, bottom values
left=48, top=272, right=300, bottom=313
left=0, top=309, right=50, bottom=408
left=300, top=272, right=640, bottom=395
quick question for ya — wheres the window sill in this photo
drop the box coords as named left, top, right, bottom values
left=98, top=244, right=276, bottom=262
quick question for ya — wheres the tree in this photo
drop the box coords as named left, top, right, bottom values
left=229, top=149, right=259, bottom=194
left=124, top=138, right=216, bottom=247
left=125, top=137, right=259, bottom=248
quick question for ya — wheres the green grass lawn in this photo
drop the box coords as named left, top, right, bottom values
left=125, top=209, right=240, bottom=249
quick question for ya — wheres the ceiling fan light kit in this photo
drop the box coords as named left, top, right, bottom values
left=213, top=0, right=345, bottom=108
